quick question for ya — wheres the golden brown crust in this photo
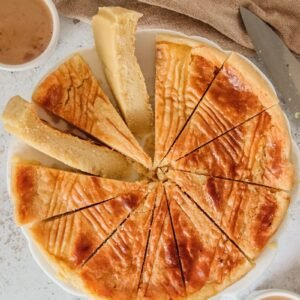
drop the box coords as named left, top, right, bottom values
left=79, top=184, right=157, bottom=300
left=172, top=105, right=294, bottom=191
left=11, top=161, right=148, bottom=226
left=167, top=170, right=290, bottom=259
left=165, top=182, right=252, bottom=299
left=163, top=52, right=279, bottom=165
left=2, top=96, right=134, bottom=179
left=154, top=36, right=227, bottom=167
left=32, top=54, right=152, bottom=168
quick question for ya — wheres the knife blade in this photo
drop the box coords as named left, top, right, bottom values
left=240, top=6, right=300, bottom=133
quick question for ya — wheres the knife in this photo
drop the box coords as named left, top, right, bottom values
left=240, top=7, right=300, bottom=133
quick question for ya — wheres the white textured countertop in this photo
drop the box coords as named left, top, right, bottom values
left=0, top=17, right=299, bottom=300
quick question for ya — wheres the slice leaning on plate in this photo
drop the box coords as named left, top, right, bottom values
left=92, top=7, right=153, bottom=138
left=32, top=54, right=152, bottom=169
left=163, top=52, right=278, bottom=165
left=11, top=160, right=148, bottom=226
left=78, top=183, right=157, bottom=300
left=154, top=34, right=228, bottom=167
left=167, top=170, right=290, bottom=260
left=165, top=182, right=252, bottom=299
left=2, top=96, right=134, bottom=179
left=27, top=184, right=151, bottom=283
left=172, top=105, right=294, bottom=191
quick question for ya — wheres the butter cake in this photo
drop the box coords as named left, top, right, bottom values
left=3, top=9, right=295, bottom=299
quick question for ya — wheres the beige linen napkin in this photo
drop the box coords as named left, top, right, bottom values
left=53, top=0, right=300, bottom=56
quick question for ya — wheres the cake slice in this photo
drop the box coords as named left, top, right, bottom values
left=141, top=186, right=186, bottom=299
left=168, top=171, right=290, bottom=260
left=137, top=183, right=167, bottom=298
left=2, top=96, right=135, bottom=179
left=92, top=7, right=153, bottom=138
left=172, top=105, right=294, bottom=191
left=79, top=183, right=157, bottom=300
left=32, top=54, right=152, bottom=168
left=165, top=183, right=252, bottom=299
left=28, top=188, right=148, bottom=281
left=154, top=34, right=227, bottom=167
left=11, top=160, right=148, bottom=226
left=163, top=52, right=278, bottom=165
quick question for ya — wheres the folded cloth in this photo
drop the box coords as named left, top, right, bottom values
left=53, top=0, right=300, bottom=56
left=141, top=0, right=300, bottom=55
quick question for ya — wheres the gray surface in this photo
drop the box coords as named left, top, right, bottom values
left=0, top=17, right=299, bottom=300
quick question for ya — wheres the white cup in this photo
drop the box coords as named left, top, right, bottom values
left=246, top=289, right=300, bottom=300
left=0, top=0, right=60, bottom=72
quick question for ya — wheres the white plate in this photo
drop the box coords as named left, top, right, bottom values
left=7, top=28, right=300, bottom=299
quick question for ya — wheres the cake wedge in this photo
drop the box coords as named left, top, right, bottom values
left=79, top=183, right=158, bottom=300
left=163, top=52, right=278, bottom=165
left=142, top=192, right=186, bottom=299
left=92, top=7, right=153, bottom=138
left=154, top=34, right=227, bottom=167
left=2, top=96, right=134, bottom=179
left=165, top=182, right=252, bottom=299
left=11, top=160, right=148, bottom=226
left=172, top=105, right=294, bottom=191
left=27, top=186, right=150, bottom=284
left=32, top=54, right=152, bottom=168
left=168, top=170, right=290, bottom=260
left=137, top=183, right=168, bottom=299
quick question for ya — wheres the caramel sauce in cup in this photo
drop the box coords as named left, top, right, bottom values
left=0, top=0, right=53, bottom=65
